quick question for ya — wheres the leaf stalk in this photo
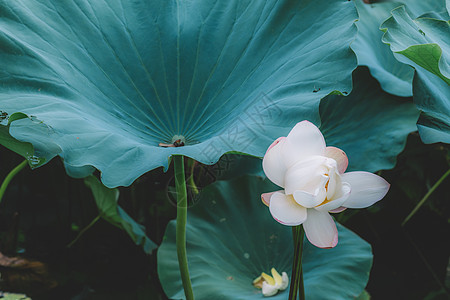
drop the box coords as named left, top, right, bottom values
left=0, top=160, right=28, bottom=204
left=173, top=155, right=195, bottom=300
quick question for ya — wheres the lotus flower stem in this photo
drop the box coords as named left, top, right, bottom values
left=289, top=225, right=305, bottom=300
left=0, top=160, right=28, bottom=204
left=173, top=155, right=195, bottom=300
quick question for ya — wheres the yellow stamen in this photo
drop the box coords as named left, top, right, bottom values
left=318, top=197, right=332, bottom=206
left=271, top=268, right=283, bottom=285
left=261, top=272, right=276, bottom=286
left=252, top=275, right=264, bottom=289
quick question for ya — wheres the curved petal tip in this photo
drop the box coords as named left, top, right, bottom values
left=325, top=146, right=348, bottom=174
left=261, top=192, right=276, bottom=207
left=269, top=192, right=307, bottom=226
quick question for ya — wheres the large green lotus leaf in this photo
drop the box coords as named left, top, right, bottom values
left=413, top=66, right=450, bottom=143
left=158, top=176, right=373, bottom=300
left=319, top=67, right=419, bottom=172
left=381, top=6, right=450, bottom=84
left=84, top=175, right=157, bottom=253
left=0, top=0, right=357, bottom=188
left=352, top=0, right=414, bottom=96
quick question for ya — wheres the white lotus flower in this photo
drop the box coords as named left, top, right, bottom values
left=262, top=121, right=390, bottom=248
left=253, top=268, right=289, bottom=297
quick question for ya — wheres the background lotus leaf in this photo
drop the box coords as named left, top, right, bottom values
left=158, top=176, right=373, bottom=300
left=351, top=0, right=448, bottom=96
left=413, top=66, right=450, bottom=144
left=404, top=0, right=449, bottom=18
left=319, top=67, right=419, bottom=172
left=379, top=5, right=450, bottom=143
left=381, top=6, right=450, bottom=84
left=352, top=0, right=414, bottom=96
left=84, top=175, right=157, bottom=253
left=0, top=0, right=357, bottom=187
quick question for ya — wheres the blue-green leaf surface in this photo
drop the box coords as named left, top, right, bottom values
left=320, top=67, right=419, bottom=172
left=211, top=67, right=419, bottom=178
left=84, top=175, right=157, bottom=253
left=352, top=0, right=414, bottom=96
left=379, top=5, right=450, bottom=143
left=0, top=0, right=357, bottom=187
left=381, top=6, right=450, bottom=84
left=352, top=0, right=448, bottom=96
left=414, top=66, right=450, bottom=143
left=403, top=0, right=449, bottom=19
left=0, top=118, right=35, bottom=163
left=0, top=112, right=59, bottom=167
left=158, top=176, right=373, bottom=300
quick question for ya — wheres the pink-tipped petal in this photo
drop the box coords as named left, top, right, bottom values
left=269, top=192, right=307, bottom=226
left=324, top=147, right=348, bottom=174
left=282, top=121, right=326, bottom=167
left=341, top=171, right=390, bottom=208
left=329, top=207, right=347, bottom=213
left=266, top=137, right=285, bottom=154
left=303, top=209, right=338, bottom=248
left=261, top=191, right=279, bottom=207
left=262, top=138, right=287, bottom=187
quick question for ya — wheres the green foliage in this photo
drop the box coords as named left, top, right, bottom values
left=158, top=176, right=373, bottom=300
left=0, top=112, right=50, bottom=168
left=414, top=68, right=450, bottom=143
left=0, top=125, right=34, bottom=163
left=0, top=0, right=358, bottom=187
left=379, top=4, right=450, bottom=144
left=84, top=175, right=157, bottom=253
left=0, top=1, right=447, bottom=299
left=320, top=67, right=419, bottom=172
left=353, top=0, right=450, bottom=144
left=352, top=0, right=414, bottom=96
left=0, top=293, right=31, bottom=300
left=381, top=6, right=450, bottom=84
